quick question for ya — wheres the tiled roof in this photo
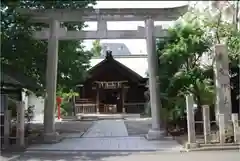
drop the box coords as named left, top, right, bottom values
left=90, top=56, right=148, bottom=78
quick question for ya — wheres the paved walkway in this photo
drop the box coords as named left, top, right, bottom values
left=26, top=120, right=183, bottom=152
left=83, top=120, right=128, bottom=137
left=7, top=151, right=240, bottom=161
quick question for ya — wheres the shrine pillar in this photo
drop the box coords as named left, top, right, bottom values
left=121, top=87, right=126, bottom=113
left=96, top=86, right=100, bottom=113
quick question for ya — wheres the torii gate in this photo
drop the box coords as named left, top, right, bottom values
left=18, top=6, right=188, bottom=142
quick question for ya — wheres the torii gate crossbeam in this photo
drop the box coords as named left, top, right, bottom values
left=33, top=27, right=169, bottom=40
left=18, top=6, right=188, bottom=142
left=17, top=7, right=187, bottom=22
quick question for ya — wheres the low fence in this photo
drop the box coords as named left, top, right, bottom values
left=193, top=114, right=240, bottom=144
left=185, top=96, right=240, bottom=147
left=1, top=94, right=25, bottom=149
left=74, top=102, right=146, bottom=114
left=124, top=102, right=146, bottom=113
left=102, top=104, right=117, bottom=113
left=74, top=103, right=96, bottom=114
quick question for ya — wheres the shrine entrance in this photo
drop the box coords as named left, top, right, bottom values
left=74, top=52, right=146, bottom=115
left=94, top=79, right=128, bottom=114
left=100, top=89, right=121, bottom=113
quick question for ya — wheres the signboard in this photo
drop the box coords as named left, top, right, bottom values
left=95, top=81, right=128, bottom=89
left=214, top=45, right=232, bottom=122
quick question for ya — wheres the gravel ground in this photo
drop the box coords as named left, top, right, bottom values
left=124, top=118, right=152, bottom=136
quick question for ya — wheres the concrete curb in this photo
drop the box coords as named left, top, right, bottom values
left=23, top=149, right=184, bottom=154
left=182, top=145, right=240, bottom=152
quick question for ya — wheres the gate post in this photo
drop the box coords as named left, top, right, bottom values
left=4, top=110, right=11, bottom=149
left=218, top=114, right=226, bottom=145
left=202, top=105, right=211, bottom=144
left=185, top=94, right=199, bottom=149
left=231, top=113, right=239, bottom=143
left=16, top=102, right=25, bottom=148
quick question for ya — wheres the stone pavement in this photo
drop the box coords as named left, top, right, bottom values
left=26, top=119, right=183, bottom=152
left=2, top=150, right=240, bottom=161
left=82, top=120, right=128, bottom=137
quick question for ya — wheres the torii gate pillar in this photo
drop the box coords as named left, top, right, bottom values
left=145, top=18, right=165, bottom=140
left=43, top=19, right=60, bottom=142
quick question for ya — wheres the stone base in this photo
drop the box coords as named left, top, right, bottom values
left=185, top=142, right=200, bottom=149
left=145, top=128, right=166, bottom=140
left=75, top=114, right=82, bottom=120
left=43, top=132, right=63, bottom=144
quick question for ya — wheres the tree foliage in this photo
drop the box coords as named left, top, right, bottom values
left=56, top=89, right=78, bottom=116
left=189, top=1, right=240, bottom=102
left=91, top=40, right=102, bottom=57
left=155, top=1, right=240, bottom=122
left=157, top=22, right=213, bottom=112
left=1, top=0, right=96, bottom=94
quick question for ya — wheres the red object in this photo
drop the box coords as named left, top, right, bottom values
left=56, top=96, right=62, bottom=120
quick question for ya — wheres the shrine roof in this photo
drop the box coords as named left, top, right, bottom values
left=90, top=55, right=148, bottom=78
left=1, top=64, right=42, bottom=92
left=86, top=51, right=147, bottom=83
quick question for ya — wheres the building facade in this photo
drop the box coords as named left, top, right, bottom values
left=74, top=51, right=148, bottom=114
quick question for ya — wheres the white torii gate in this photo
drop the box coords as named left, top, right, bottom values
left=18, top=6, right=188, bottom=142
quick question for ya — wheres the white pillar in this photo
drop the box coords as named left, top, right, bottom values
left=16, top=102, right=25, bottom=147
left=214, top=44, right=231, bottom=124
left=185, top=94, right=200, bottom=149
left=21, top=89, right=28, bottom=110
left=231, top=113, right=239, bottom=143
left=43, top=19, right=60, bottom=142
left=145, top=18, right=164, bottom=140
left=218, top=114, right=226, bottom=145
left=202, top=105, right=211, bottom=144
left=186, top=94, right=196, bottom=143
left=96, top=88, right=100, bottom=113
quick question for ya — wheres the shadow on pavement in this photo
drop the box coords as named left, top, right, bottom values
left=1, top=151, right=137, bottom=161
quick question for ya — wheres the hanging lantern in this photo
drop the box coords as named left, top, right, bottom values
left=56, top=96, right=62, bottom=120
left=56, top=96, right=62, bottom=105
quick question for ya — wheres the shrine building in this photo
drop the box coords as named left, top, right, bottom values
left=73, top=51, right=148, bottom=114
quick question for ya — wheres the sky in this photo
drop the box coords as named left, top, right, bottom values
left=83, top=1, right=190, bottom=54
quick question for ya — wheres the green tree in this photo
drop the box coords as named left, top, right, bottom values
left=91, top=40, right=102, bottom=57
left=187, top=1, right=239, bottom=105
left=156, top=21, right=213, bottom=124
left=1, top=0, right=96, bottom=94
left=56, top=89, right=79, bottom=116
left=158, top=1, right=240, bottom=125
